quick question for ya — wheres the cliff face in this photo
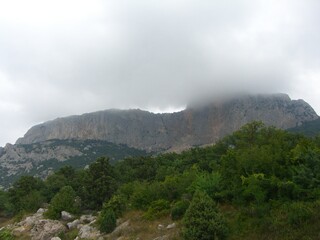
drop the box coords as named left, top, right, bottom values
left=16, top=94, right=319, bottom=152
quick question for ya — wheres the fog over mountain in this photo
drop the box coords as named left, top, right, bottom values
left=0, top=0, right=320, bottom=146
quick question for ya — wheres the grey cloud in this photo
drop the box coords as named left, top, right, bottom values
left=0, top=0, right=319, bottom=145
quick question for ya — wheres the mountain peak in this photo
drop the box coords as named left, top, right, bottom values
left=16, top=93, right=318, bottom=151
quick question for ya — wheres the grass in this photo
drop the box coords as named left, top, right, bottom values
left=104, top=210, right=181, bottom=240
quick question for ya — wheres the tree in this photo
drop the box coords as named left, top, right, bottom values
left=46, top=186, right=79, bottom=219
left=82, top=157, right=117, bottom=209
left=8, top=176, right=45, bottom=213
left=98, top=207, right=116, bottom=233
left=183, top=191, right=228, bottom=240
left=0, top=190, right=10, bottom=216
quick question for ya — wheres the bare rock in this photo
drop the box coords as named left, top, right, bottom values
left=37, top=208, right=46, bottom=214
left=61, top=211, right=73, bottom=221
left=78, top=224, right=101, bottom=239
left=16, top=94, right=318, bottom=152
left=80, top=214, right=96, bottom=224
left=67, top=219, right=81, bottom=229
left=111, top=220, right=130, bottom=236
left=166, top=223, right=176, bottom=229
left=31, top=219, right=66, bottom=240
left=157, top=224, right=164, bottom=230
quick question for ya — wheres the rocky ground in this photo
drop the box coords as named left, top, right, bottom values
left=2, top=209, right=179, bottom=240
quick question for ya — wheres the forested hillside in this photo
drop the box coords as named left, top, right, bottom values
left=288, top=118, right=320, bottom=137
left=0, top=139, right=148, bottom=188
left=1, top=122, right=320, bottom=239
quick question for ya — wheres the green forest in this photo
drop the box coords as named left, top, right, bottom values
left=1, top=121, right=320, bottom=239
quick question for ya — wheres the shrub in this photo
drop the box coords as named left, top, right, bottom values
left=171, top=199, right=189, bottom=220
left=144, top=199, right=170, bottom=220
left=189, top=172, right=222, bottom=200
left=182, top=191, right=228, bottom=240
left=130, top=182, right=162, bottom=210
left=98, top=208, right=116, bottom=233
left=286, top=202, right=312, bottom=226
left=103, top=194, right=126, bottom=218
left=45, top=186, right=79, bottom=219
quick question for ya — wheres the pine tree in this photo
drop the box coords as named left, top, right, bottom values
left=183, top=190, right=228, bottom=240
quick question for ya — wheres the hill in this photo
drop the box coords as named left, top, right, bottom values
left=16, top=94, right=318, bottom=152
left=0, top=139, right=147, bottom=188
left=2, top=122, right=320, bottom=239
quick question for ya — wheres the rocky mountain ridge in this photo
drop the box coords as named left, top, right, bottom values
left=16, top=94, right=319, bottom=152
left=0, top=139, right=147, bottom=188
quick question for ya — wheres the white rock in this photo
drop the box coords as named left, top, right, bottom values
left=80, top=214, right=96, bottom=223
left=37, top=208, right=46, bottom=214
left=51, top=237, right=62, bottom=240
left=78, top=224, right=101, bottom=239
left=31, top=219, right=66, bottom=240
left=61, top=211, right=73, bottom=221
left=67, top=219, right=81, bottom=229
left=166, top=223, right=176, bottom=229
left=157, top=224, right=164, bottom=230
left=111, top=220, right=130, bottom=235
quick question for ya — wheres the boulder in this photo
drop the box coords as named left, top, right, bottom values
left=31, top=219, right=66, bottom=240
left=78, top=224, right=101, bottom=239
left=111, top=220, right=130, bottom=236
left=157, top=224, right=164, bottom=230
left=61, top=211, right=73, bottom=221
left=80, top=214, right=96, bottom=224
left=37, top=208, right=46, bottom=214
left=67, top=219, right=81, bottom=229
left=166, top=223, right=176, bottom=229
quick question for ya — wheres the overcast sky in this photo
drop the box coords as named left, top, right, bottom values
left=0, top=0, right=319, bottom=146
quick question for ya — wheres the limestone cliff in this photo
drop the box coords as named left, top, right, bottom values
left=16, top=94, right=319, bottom=152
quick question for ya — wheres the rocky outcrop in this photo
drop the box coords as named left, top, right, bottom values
left=30, top=219, right=66, bottom=240
left=5, top=209, right=179, bottom=240
left=8, top=209, right=102, bottom=240
left=16, top=94, right=319, bottom=152
left=0, top=139, right=147, bottom=188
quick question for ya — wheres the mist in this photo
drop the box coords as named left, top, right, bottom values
left=0, top=0, right=319, bottom=146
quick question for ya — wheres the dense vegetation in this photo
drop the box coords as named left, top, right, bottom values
left=1, top=121, right=320, bottom=239
left=288, top=118, right=320, bottom=137
left=0, top=139, right=148, bottom=188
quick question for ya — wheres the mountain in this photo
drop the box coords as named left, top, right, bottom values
left=0, top=139, right=147, bottom=188
left=16, top=94, right=318, bottom=152
left=288, top=118, right=320, bottom=137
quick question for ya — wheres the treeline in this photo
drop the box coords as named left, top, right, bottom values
left=1, top=121, right=320, bottom=239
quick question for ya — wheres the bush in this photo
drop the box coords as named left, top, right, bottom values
left=189, top=172, right=222, bottom=200
left=182, top=191, right=228, bottom=240
left=171, top=199, right=190, bottom=220
left=130, top=182, right=162, bottom=210
left=8, top=176, right=45, bottom=214
left=45, top=186, right=79, bottom=219
left=20, top=191, right=45, bottom=213
left=286, top=202, right=312, bottom=226
left=144, top=199, right=170, bottom=220
left=98, top=208, right=116, bottom=233
left=103, top=194, right=126, bottom=218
